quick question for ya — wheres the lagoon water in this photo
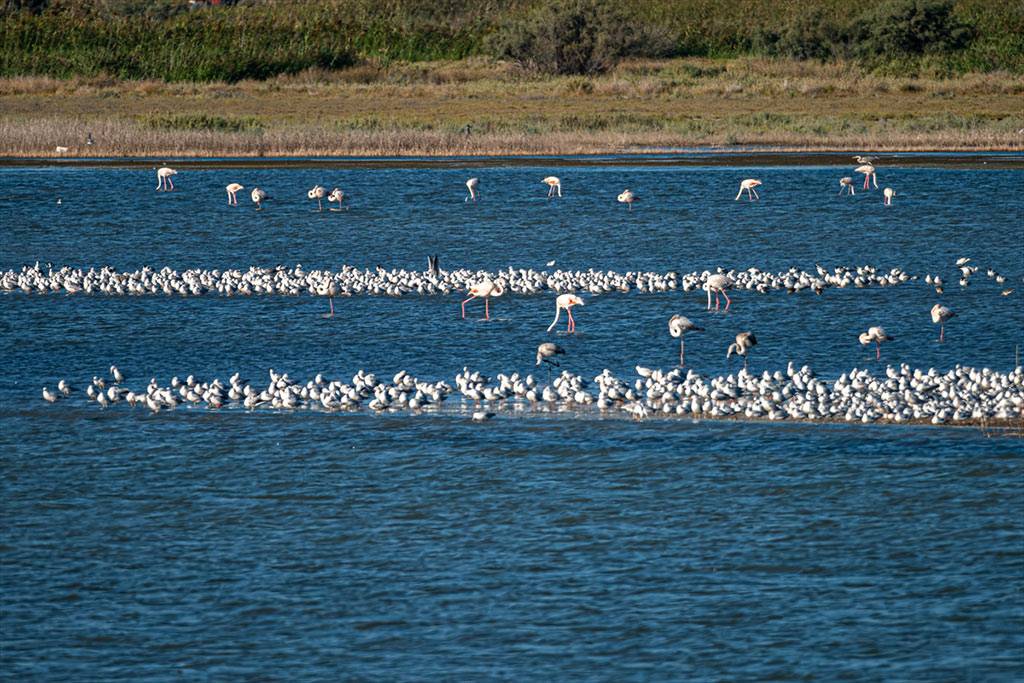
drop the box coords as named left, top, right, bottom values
left=2, top=155, right=1023, bottom=679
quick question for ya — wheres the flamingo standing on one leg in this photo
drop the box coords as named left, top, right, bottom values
left=726, top=332, right=757, bottom=369
left=883, top=187, right=896, bottom=205
left=838, top=177, right=855, bottom=195
left=226, top=183, right=243, bottom=205
left=156, top=167, right=177, bottom=191
left=251, top=187, right=269, bottom=210
left=705, top=273, right=734, bottom=312
left=617, top=189, right=638, bottom=210
left=543, top=176, right=562, bottom=198
left=327, top=188, right=345, bottom=211
left=735, top=179, right=762, bottom=201
left=461, top=278, right=505, bottom=320
left=669, top=314, right=704, bottom=366
left=931, top=304, right=954, bottom=342
left=466, top=178, right=479, bottom=202
left=856, top=164, right=877, bottom=190
left=859, top=326, right=894, bottom=360
left=547, top=293, right=584, bottom=333
left=308, top=185, right=326, bottom=211
left=325, top=282, right=338, bottom=318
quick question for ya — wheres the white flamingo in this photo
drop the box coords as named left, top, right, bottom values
left=856, top=164, right=877, bottom=190
left=669, top=315, right=704, bottom=366
left=854, top=155, right=877, bottom=164
left=308, top=185, right=326, bottom=211
left=931, top=304, right=954, bottom=342
left=617, top=189, right=638, bottom=210
left=859, top=326, right=894, bottom=360
left=156, top=167, right=177, bottom=191
left=726, top=332, right=757, bottom=369
left=251, top=187, right=269, bottom=210
left=547, top=293, right=584, bottom=333
left=543, top=176, right=562, bottom=198
left=226, top=183, right=243, bottom=205
left=461, top=279, right=504, bottom=320
left=705, top=273, right=733, bottom=312
left=466, top=178, right=479, bottom=202
left=327, top=188, right=345, bottom=211
left=838, top=177, right=855, bottom=195
left=883, top=187, right=896, bottom=205
left=735, top=179, right=761, bottom=201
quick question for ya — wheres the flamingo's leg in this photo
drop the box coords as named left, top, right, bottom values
left=723, top=291, right=732, bottom=311
left=329, top=296, right=334, bottom=317
left=546, top=306, right=562, bottom=332
left=940, top=325, right=944, bottom=343
left=876, top=343, right=881, bottom=360
left=752, top=188, right=759, bottom=200
left=167, top=177, right=174, bottom=191
left=567, top=308, right=575, bottom=332
left=706, top=288, right=712, bottom=310
left=679, top=338, right=685, bottom=367
left=715, top=292, right=721, bottom=312
left=461, top=295, right=476, bottom=319
left=484, top=296, right=490, bottom=320
left=872, top=175, right=878, bottom=189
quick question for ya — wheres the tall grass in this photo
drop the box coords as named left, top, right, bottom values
left=1, top=0, right=1022, bottom=81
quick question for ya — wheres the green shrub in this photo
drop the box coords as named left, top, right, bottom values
left=851, top=0, right=974, bottom=61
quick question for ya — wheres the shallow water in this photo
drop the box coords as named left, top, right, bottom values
left=2, top=156, right=1023, bottom=679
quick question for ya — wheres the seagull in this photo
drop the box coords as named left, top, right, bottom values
left=859, top=326, right=894, bottom=360
left=735, top=179, right=761, bottom=201
left=472, top=411, right=496, bottom=421
left=466, top=177, right=479, bottom=202
left=547, top=293, right=584, bottom=333
left=543, top=176, right=562, bottom=198
left=705, top=273, right=733, bottom=312
left=156, top=167, right=177, bottom=191
left=839, top=177, right=855, bottom=195
left=726, top=332, right=757, bottom=369
left=546, top=260, right=556, bottom=267
left=226, top=183, right=244, bottom=205
left=669, top=315, right=704, bottom=366
left=308, top=185, right=326, bottom=211
left=617, top=189, right=638, bottom=210
left=251, top=187, right=269, bottom=210
left=461, top=278, right=504, bottom=320
left=42, top=387, right=58, bottom=403
left=931, top=304, right=954, bottom=342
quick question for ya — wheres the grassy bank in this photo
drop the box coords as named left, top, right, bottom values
left=1, top=58, right=1022, bottom=157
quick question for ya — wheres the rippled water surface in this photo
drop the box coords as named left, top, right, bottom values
left=2, top=156, right=1023, bottom=679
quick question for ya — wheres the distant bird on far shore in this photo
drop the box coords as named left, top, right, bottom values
left=854, top=155, right=877, bottom=164
left=156, top=167, right=177, bottom=191
left=226, top=183, right=243, bottom=205
left=735, top=179, right=762, bottom=201
left=839, top=177, right=855, bottom=195
left=543, top=176, right=562, bottom=198
left=466, top=177, right=479, bottom=202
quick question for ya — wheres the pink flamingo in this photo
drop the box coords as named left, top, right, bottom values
left=838, top=177, right=855, bottom=195
left=466, top=178, right=479, bottom=202
left=156, top=167, right=176, bottom=191
left=883, top=187, right=896, bottom=205
left=859, top=326, right=894, bottom=360
left=705, top=273, right=733, bottom=311
left=226, top=183, right=243, bottom=205
left=543, top=176, right=562, bottom=198
left=461, top=279, right=504, bottom=320
left=547, top=293, right=584, bottom=333
left=735, top=179, right=761, bottom=201
left=856, top=164, right=877, bottom=190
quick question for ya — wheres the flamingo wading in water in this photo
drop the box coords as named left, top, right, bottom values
left=461, top=279, right=504, bottom=320
left=883, top=187, right=896, bottom=205
left=669, top=315, right=704, bottom=367
left=226, top=183, right=243, bottom=205
left=705, top=273, right=733, bottom=312
left=466, top=178, right=479, bottom=202
left=931, top=304, right=954, bottom=342
left=327, top=188, right=345, bottom=211
left=547, top=293, right=584, bottom=333
left=859, top=326, right=894, bottom=360
left=543, top=176, right=562, bottom=198
left=727, top=332, right=757, bottom=369
left=308, top=185, right=326, bottom=211
left=156, top=167, right=176, bottom=191
left=735, top=179, right=762, bottom=201
left=617, top=189, right=638, bottom=210
left=251, top=187, right=269, bottom=210
left=839, top=177, right=855, bottom=195
left=856, top=164, right=877, bottom=190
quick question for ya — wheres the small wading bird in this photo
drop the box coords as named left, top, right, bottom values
left=839, top=177, right=855, bottom=195
left=735, top=179, right=762, bottom=201
left=547, top=293, right=584, bottom=333
left=856, top=164, right=877, bottom=190
left=617, top=189, right=638, bottom=210
left=156, top=167, right=177, bottom=191
left=543, top=176, right=562, bottom=198
left=466, top=178, right=479, bottom=202
left=931, top=304, right=954, bottom=342
left=854, top=155, right=877, bottom=164
left=251, top=187, right=269, bottom=210
left=859, top=326, right=894, bottom=360
left=327, top=188, right=345, bottom=211
left=226, top=183, right=243, bottom=205
left=536, top=342, right=566, bottom=379
left=308, top=185, right=326, bottom=212
left=727, top=332, right=757, bottom=369
left=883, top=187, right=896, bottom=205
left=461, top=278, right=504, bottom=320
left=705, top=273, right=733, bottom=312
left=669, top=315, right=704, bottom=367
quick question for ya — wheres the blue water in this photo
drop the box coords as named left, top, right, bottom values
left=2, top=157, right=1023, bottom=679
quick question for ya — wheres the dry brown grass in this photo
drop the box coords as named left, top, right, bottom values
left=2, top=57, right=1022, bottom=157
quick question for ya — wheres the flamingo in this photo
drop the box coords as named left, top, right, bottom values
left=466, top=178, right=479, bottom=202
left=325, top=281, right=338, bottom=318
left=726, top=332, right=757, bottom=369
left=536, top=342, right=566, bottom=378
left=838, top=177, right=855, bottom=195
left=854, top=155, right=877, bottom=164
left=617, top=189, right=638, bottom=210
left=461, top=278, right=504, bottom=320
left=931, top=304, right=954, bottom=342
left=327, top=188, right=345, bottom=211
left=669, top=315, right=704, bottom=366
left=156, top=167, right=177, bottom=191
left=705, top=273, right=733, bottom=312
left=308, top=185, right=326, bottom=211
left=226, top=183, right=243, bottom=205
left=859, top=326, right=894, bottom=360
left=735, top=179, right=761, bottom=201
left=883, top=187, right=896, bottom=205
left=856, top=164, right=877, bottom=190
left=543, top=176, right=562, bottom=198
left=547, top=293, right=584, bottom=333
left=251, top=187, right=268, bottom=210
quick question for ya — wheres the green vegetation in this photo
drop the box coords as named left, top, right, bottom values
left=1, top=0, right=1022, bottom=82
